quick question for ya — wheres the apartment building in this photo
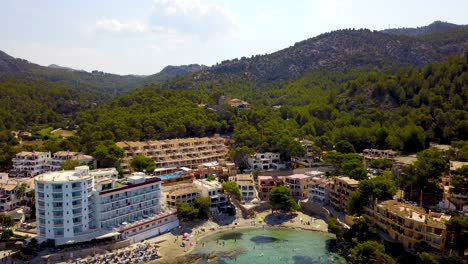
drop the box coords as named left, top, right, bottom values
left=307, top=172, right=328, bottom=204
left=328, top=176, right=360, bottom=212
left=194, top=179, right=228, bottom=212
left=164, top=183, right=201, bottom=207
left=232, top=174, right=257, bottom=202
left=258, top=176, right=283, bottom=201
left=284, top=174, right=314, bottom=201
left=248, top=152, right=286, bottom=171
left=364, top=200, right=451, bottom=252
left=49, top=151, right=95, bottom=171
left=362, top=149, right=397, bottom=161
left=117, top=136, right=228, bottom=174
left=0, top=176, right=34, bottom=212
left=35, top=167, right=177, bottom=246
left=10, top=151, right=51, bottom=177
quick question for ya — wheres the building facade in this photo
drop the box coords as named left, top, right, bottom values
left=164, top=183, right=201, bottom=207
left=194, top=179, right=228, bottom=212
left=117, top=136, right=228, bottom=174
left=248, top=152, right=285, bottom=171
left=284, top=174, right=314, bottom=201
left=11, top=151, right=51, bottom=177
left=328, top=176, right=359, bottom=212
left=291, top=140, right=320, bottom=168
left=35, top=167, right=177, bottom=246
left=364, top=200, right=451, bottom=252
left=49, top=151, right=95, bottom=171
left=232, top=174, right=257, bottom=202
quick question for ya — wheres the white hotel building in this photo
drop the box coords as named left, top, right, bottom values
left=35, top=167, right=178, bottom=246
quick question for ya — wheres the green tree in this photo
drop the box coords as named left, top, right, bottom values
left=349, top=241, right=396, bottom=264
left=336, top=140, right=356, bottom=153
left=417, top=252, right=439, bottom=264
left=327, top=217, right=344, bottom=242
left=16, top=183, right=28, bottom=202
left=222, top=181, right=241, bottom=200
left=445, top=216, right=468, bottom=257
left=176, top=202, right=199, bottom=222
left=0, top=229, right=14, bottom=240
left=229, top=146, right=255, bottom=172
left=369, top=159, right=393, bottom=170
left=60, top=159, right=80, bottom=170
left=93, top=140, right=125, bottom=167
left=0, top=213, right=15, bottom=228
left=344, top=218, right=378, bottom=245
left=195, top=197, right=211, bottom=219
left=130, top=154, right=156, bottom=173
left=269, top=183, right=299, bottom=212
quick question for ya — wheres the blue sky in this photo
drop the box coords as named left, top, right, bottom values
left=1, top=0, right=467, bottom=75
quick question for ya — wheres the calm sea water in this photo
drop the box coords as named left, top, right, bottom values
left=192, top=227, right=347, bottom=264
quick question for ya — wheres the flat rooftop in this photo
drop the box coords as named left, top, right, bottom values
left=394, top=155, right=417, bottom=165
left=376, top=200, right=451, bottom=228
left=288, top=174, right=312, bottom=180
left=336, top=176, right=359, bottom=186
left=450, top=161, right=468, bottom=171
left=35, top=170, right=92, bottom=183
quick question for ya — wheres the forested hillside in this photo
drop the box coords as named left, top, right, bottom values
left=72, top=54, right=468, bottom=159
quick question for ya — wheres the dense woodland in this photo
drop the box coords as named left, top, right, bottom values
left=0, top=53, right=467, bottom=170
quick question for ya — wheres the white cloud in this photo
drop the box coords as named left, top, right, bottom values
left=150, top=0, right=240, bottom=40
left=95, top=18, right=149, bottom=34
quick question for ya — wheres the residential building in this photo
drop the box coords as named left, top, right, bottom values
left=362, top=149, right=397, bottom=161
left=164, top=183, right=201, bottom=207
left=364, top=200, right=451, bottom=252
left=0, top=175, right=34, bottom=212
left=291, top=139, right=320, bottom=168
left=218, top=96, right=250, bottom=110
left=231, top=174, right=257, bottom=202
left=284, top=174, right=314, bottom=201
left=307, top=171, right=328, bottom=204
left=49, top=151, right=95, bottom=171
left=257, top=176, right=283, bottom=201
left=194, top=179, right=228, bottom=212
left=10, top=151, right=51, bottom=177
left=117, top=136, right=228, bottom=174
left=0, top=183, right=19, bottom=212
left=35, top=166, right=177, bottom=246
left=391, top=155, right=417, bottom=179
left=328, top=176, right=359, bottom=212
left=248, top=152, right=285, bottom=171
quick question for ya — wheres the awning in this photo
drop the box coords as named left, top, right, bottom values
left=95, top=232, right=121, bottom=239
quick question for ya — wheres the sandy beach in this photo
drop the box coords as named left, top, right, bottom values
left=147, top=210, right=328, bottom=264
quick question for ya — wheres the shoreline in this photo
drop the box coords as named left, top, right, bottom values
left=149, top=210, right=329, bottom=263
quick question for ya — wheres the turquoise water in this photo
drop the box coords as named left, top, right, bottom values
left=157, top=172, right=184, bottom=180
left=192, top=228, right=346, bottom=264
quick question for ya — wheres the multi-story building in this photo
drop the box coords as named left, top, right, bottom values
left=117, top=136, right=228, bottom=174
left=0, top=183, right=19, bottom=211
left=362, top=149, right=397, bottom=161
left=10, top=151, right=51, bottom=177
left=231, top=174, right=257, bottom=202
left=364, top=200, right=451, bottom=252
left=307, top=171, right=328, bottom=204
left=0, top=175, right=34, bottom=212
left=194, top=179, right=228, bottom=212
left=328, top=176, right=359, bottom=212
left=257, top=176, right=283, bottom=201
left=284, top=174, right=314, bottom=201
left=248, top=152, right=285, bottom=171
left=164, top=183, right=201, bottom=207
left=35, top=167, right=177, bottom=246
left=49, top=151, right=95, bottom=171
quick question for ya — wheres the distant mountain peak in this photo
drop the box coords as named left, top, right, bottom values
left=382, top=20, right=463, bottom=36
left=48, top=64, right=77, bottom=71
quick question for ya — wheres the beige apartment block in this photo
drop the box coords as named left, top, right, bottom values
left=117, top=136, right=228, bottom=174
left=364, top=200, right=451, bottom=252
left=328, top=176, right=359, bottom=212
left=164, top=183, right=201, bottom=207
